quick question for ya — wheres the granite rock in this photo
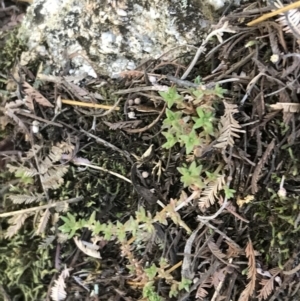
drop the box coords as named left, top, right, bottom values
left=19, top=0, right=221, bottom=78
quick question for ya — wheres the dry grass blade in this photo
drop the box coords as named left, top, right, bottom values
left=238, top=240, right=256, bottom=301
left=22, top=82, right=54, bottom=108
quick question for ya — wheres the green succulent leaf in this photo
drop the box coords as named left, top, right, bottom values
left=192, top=89, right=204, bottom=100
left=144, top=264, right=158, bottom=280
left=224, top=185, right=236, bottom=199
left=193, top=107, right=215, bottom=135
left=163, top=108, right=183, bottom=127
left=180, top=130, right=199, bottom=154
left=179, top=277, right=192, bottom=292
left=214, top=84, right=227, bottom=98
left=177, top=162, right=203, bottom=188
left=159, top=86, right=183, bottom=108
left=162, top=131, right=178, bottom=149
left=194, top=76, right=203, bottom=85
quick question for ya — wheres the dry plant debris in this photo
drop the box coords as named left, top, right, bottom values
left=2, top=0, right=300, bottom=301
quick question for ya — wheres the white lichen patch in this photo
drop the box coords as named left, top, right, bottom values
left=19, top=0, right=212, bottom=78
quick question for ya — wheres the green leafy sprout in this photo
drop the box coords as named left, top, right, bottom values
left=159, top=85, right=225, bottom=155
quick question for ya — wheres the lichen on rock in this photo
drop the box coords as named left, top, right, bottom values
left=19, top=0, right=215, bottom=78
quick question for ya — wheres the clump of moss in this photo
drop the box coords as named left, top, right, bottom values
left=0, top=27, right=27, bottom=78
left=0, top=229, right=55, bottom=301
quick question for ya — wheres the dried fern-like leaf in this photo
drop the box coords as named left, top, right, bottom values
left=9, top=193, right=44, bottom=204
left=208, top=240, right=227, bottom=261
left=41, top=166, right=69, bottom=190
left=226, top=241, right=243, bottom=258
left=212, top=268, right=227, bottom=288
left=251, top=139, right=275, bottom=194
left=270, top=102, right=300, bottom=112
left=24, top=94, right=34, bottom=112
left=22, top=82, right=54, bottom=108
left=5, top=99, right=23, bottom=109
left=40, top=157, right=53, bottom=173
left=56, top=142, right=75, bottom=155
left=196, top=277, right=211, bottom=300
left=5, top=108, right=29, bottom=134
left=74, top=237, right=101, bottom=259
left=36, top=209, right=51, bottom=235
left=274, top=0, right=300, bottom=39
left=48, top=146, right=65, bottom=163
left=39, top=235, right=56, bottom=249
left=51, top=267, right=70, bottom=301
left=214, top=101, right=245, bottom=149
left=238, top=240, right=256, bottom=301
left=25, top=144, right=43, bottom=160
left=281, top=57, right=300, bottom=78
left=5, top=213, right=32, bottom=238
left=55, top=202, right=69, bottom=212
left=7, top=163, right=38, bottom=177
left=269, top=267, right=281, bottom=275
left=199, top=175, right=225, bottom=210
left=103, top=120, right=142, bottom=130
left=268, top=28, right=280, bottom=56
left=257, top=278, right=274, bottom=301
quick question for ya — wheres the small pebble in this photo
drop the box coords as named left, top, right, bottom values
left=32, top=120, right=40, bottom=133
left=134, top=97, right=141, bottom=104
left=142, top=171, right=149, bottom=178
left=128, top=111, right=136, bottom=119
left=128, top=99, right=134, bottom=106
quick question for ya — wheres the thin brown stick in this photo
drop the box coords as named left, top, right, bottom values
left=113, top=85, right=167, bottom=95
left=124, top=103, right=166, bottom=133
left=15, top=110, right=63, bottom=127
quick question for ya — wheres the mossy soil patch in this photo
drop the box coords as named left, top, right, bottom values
left=1, top=1, right=300, bottom=301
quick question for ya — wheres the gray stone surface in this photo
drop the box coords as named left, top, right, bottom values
left=19, top=0, right=219, bottom=78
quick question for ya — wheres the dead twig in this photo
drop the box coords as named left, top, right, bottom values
left=124, top=103, right=166, bottom=134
